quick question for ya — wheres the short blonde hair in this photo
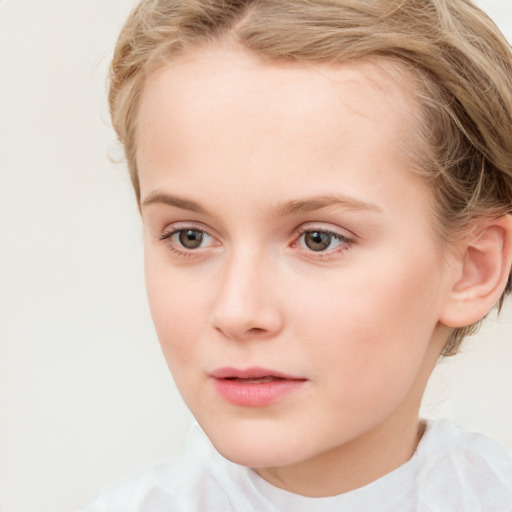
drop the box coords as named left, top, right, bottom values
left=109, top=0, right=512, bottom=355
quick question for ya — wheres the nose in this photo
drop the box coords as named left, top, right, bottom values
left=210, top=248, right=284, bottom=341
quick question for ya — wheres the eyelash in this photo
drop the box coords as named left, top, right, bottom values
left=158, top=225, right=354, bottom=260
left=158, top=226, right=215, bottom=259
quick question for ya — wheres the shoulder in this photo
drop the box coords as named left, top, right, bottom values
left=79, top=423, right=237, bottom=512
left=415, top=419, right=512, bottom=511
left=79, top=457, right=186, bottom=512
left=422, top=418, right=512, bottom=471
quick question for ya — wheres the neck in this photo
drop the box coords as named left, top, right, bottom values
left=256, top=408, right=426, bottom=497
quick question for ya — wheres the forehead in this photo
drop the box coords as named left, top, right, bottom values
left=135, top=46, right=426, bottom=216
left=137, top=47, right=419, bottom=163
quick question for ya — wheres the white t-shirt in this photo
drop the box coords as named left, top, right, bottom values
left=81, top=419, right=512, bottom=512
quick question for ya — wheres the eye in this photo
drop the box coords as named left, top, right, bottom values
left=177, top=229, right=206, bottom=249
left=160, top=227, right=217, bottom=252
left=297, top=229, right=350, bottom=253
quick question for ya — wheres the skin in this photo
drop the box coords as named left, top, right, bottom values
left=136, top=45, right=461, bottom=497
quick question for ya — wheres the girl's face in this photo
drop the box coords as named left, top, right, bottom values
left=137, top=47, right=457, bottom=494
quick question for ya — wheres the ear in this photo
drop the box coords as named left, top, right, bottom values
left=440, top=215, right=512, bottom=328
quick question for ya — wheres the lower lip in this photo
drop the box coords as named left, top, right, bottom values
left=212, top=377, right=306, bottom=407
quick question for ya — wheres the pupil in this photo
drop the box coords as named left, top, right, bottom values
left=179, top=230, right=203, bottom=249
left=305, top=231, right=331, bottom=251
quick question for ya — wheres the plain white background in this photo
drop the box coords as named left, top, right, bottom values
left=0, top=1, right=511, bottom=511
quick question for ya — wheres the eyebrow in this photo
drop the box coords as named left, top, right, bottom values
left=141, top=191, right=381, bottom=216
left=275, top=194, right=382, bottom=216
left=142, top=191, right=207, bottom=213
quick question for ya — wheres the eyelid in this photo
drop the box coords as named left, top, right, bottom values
left=295, top=222, right=356, bottom=241
left=158, top=221, right=217, bottom=239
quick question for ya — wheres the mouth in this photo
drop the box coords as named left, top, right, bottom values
left=210, top=367, right=307, bottom=407
left=224, top=376, right=282, bottom=384
left=210, top=366, right=304, bottom=380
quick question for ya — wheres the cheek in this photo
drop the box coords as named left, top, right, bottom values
left=144, top=256, right=208, bottom=368
left=293, top=255, right=440, bottom=342
left=289, top=251, right=444, bottom=388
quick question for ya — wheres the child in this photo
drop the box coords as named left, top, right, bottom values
left=83, top=0, right=512, bottom=510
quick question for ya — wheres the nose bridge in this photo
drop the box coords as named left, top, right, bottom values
left=223, top=246, right=261, bottom=302
left=211, top=243, right=282, bottom=340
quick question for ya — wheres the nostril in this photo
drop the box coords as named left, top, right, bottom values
left=248, top=327, right=266, bottom=334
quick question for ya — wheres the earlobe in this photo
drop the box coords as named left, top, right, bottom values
left=440, top=215, right=512, bottom=328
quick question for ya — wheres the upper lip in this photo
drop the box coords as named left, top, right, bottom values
left=210, top=366, right=306, bottom=380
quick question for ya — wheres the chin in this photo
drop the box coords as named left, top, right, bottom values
left=214, top=438, right=300, bottom=469
left=203, top=419, right=316, bottom=469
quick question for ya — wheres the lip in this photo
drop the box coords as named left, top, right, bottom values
left=210, top=366, right=307, bottom=407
